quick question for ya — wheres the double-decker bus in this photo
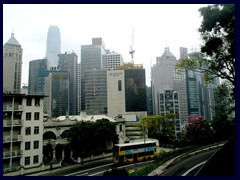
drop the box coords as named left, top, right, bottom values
left=113, top=141, right=157, bottom=165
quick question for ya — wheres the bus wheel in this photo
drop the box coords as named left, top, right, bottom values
left=143, top=157, right=146, bottom=161
left=148, top=157, right=151, bottom=161
left=125, top=160, right=129, bottom=164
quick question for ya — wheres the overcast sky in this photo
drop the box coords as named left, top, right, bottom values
left=3, top=4, right=208, bottom=86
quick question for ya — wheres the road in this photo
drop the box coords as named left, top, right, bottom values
left=160, top=148, right=218, bottom=176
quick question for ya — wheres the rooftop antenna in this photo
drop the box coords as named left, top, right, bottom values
left=129, top=28, right=135, bottom=64
left=11, top=27, right=14, bottom=36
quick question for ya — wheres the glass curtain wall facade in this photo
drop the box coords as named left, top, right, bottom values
left=125, top=69, right=147, bottom=112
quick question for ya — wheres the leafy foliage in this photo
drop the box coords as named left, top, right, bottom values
left=138, top=114, right=175, bottom=143
left=176, top=4, right=235, bottom=96
left=68, top=119, right=118, bottom=159
left=185, top=118, right=214, bottom=145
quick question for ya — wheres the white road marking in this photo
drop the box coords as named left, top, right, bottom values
left=181, top=161, right=207, bottom=176
left=64, top=163, right=112, bottom=176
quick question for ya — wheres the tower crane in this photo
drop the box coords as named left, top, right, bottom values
left=129, top=28, right=135, bottom=64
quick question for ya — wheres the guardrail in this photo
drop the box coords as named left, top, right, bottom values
left=130, top=141, right=226, bottom=176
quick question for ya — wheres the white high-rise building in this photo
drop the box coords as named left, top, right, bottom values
left=46, top=25, right=61, bottom=68
left=103, top=50, right=124, bottom=70
left=151, top=47, right=187, bottom=135
left=3, top=31, right=23, bottom=94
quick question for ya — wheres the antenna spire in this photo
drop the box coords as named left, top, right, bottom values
left=129, top=28, right=135, bottom=64
left=11, top=27, right=14, bottom=36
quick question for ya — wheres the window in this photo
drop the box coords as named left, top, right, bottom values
left=34, top=141, right=39, bottom=149
left=26, top=98, right=32, bottom=106
left=119, top=124, right=122, bottom=132
left=34, top=112, right=39, bottom=120
left=34, top=126, right=39, bottom=134
left=35, top=98, right=40, bottom=106
left=25, top=142, right=31, bottom=150
left=26, top=112, right=31, bottom=120
left=25, top=127, right=31, bottom=135
left=33, top=155, right=39, bottom=164
left=25, top=157, right=30, bottom=165
left=118, top=80, right=122, bottom=91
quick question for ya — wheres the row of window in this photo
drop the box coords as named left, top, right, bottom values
left=26, top=112, right=40, bottom=120
left=25, top=140, right=39, bottom=150
left=25, top=126, right=39, bottom=135
left=26, top=98, right=40, bottom=106
left=25, top=155, right=39, bottom=165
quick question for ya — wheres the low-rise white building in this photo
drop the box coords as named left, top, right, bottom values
left=3, top=93, right=45, bottom=175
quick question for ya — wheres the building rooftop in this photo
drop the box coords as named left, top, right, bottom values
left=5, top=32, right=21, bottom=47
left=161, top=47, right=175, bottom=58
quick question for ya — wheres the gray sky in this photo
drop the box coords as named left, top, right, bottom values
left=3, top=4, right=208, bottom=86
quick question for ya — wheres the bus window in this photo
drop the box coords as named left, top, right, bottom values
left=125, top=154, right=133, bottom=159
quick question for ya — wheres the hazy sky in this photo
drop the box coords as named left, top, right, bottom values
left=3, top=4, right=208, bottom=86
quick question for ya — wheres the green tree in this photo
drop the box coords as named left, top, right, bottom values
left=211, top=82, right=235, bottom=141
left=138, top=114, right=175, bottom=143
left=176, top=4, right=235, bottom=96
left=94, top=119, right=118, bottom=152
left=68, top=121, right=95, bottom=159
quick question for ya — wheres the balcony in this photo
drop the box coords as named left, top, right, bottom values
left=3, top=150, right=22, bottom=159
left=3, top=105, right=23, bottom=111
left=3, top=135, right=22, bottom=143
left=3, top=120, right=23, bottom=127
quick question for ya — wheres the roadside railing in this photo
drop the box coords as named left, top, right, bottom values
left=130, top=141, right=226, bottom=176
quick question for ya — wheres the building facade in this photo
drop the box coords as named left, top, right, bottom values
left=58, top=52, right=78, bottom=115
left=80, top=38, right=107, bottom=113
left=3, top=32, right=23, bottom=94
left=3, top=94, right=44, bottom=174
left=107, top=64, right=147, bottom=119
left=45, top=72, right=69, bottom=118
left=46, top=25, right=61, bottom=68
left=102, top=50, right=124, bottom=70
left=28, top=58, right=48, bottom=95
left=151, top=47, right=188, bottom=135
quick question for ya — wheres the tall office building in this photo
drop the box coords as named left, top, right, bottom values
left=84, top=69, right=107, bottom=114
left=151, top=47, right=187, bottom=135
left=3, top=31, right=23, bottom=94
left=45, top=72, right=69, bottom=118
left=58, top=52, right=78, bottom=115
left=102, top=50, right=124, bottom=70
left=80, top=38, right=107, bottom=113
left=46, top=25, right=61, bottom=68
left=107, top=64, right=147, bottom=119
left=187, top=52, right=220, bottom=122
left=77, top=63, right=81, bottom=114
left=28, top=58, right=48, bottom=95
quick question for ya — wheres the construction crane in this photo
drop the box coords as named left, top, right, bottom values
left=129, top=28, right=135, bottom=64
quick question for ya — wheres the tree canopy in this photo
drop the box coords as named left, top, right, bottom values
left=68, top=119, right=118, bottom=159
left=176, top=4, right=235, bottom=96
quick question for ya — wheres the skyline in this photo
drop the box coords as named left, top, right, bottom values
left=3, top=4, right=207, bottom=86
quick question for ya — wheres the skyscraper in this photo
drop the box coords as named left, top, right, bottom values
left=58, top=52, right=78, bottom=115
left=107, top=64, right=147, bottom=119
left=80, top=38, right=107, bottom=113
left=28, top=58, right=48, bottom=95
left=3, top=31, right=22, bottom=93
left=102, top=50, right=124, bottom=70
left=46, top=25, right=61, bottom=68
left=151, top=47, right=187, bottom=135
